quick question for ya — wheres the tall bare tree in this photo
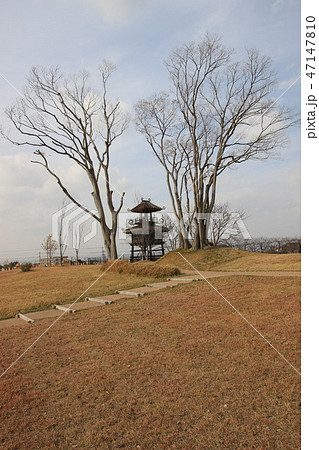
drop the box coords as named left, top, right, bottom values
left=73, top=222, right=85, bottom=265
left=41, top=234, right=58, bottom=266
left=2, top=62, right=129, bottom=259
left=136, top=34, right=298, bottom=250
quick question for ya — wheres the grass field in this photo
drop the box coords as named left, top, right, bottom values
left=0, top=274, right=300, bottom=448
left=0, top=264, right=179, bottom=320
left=0, top=248, right=301, bottom=321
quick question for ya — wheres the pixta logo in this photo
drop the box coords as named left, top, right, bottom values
left=209, top=212, right=251, bottom=240
left=52, top=203, right=98, bottom=248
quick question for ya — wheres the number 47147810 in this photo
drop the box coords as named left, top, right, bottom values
left=306, top=17, right=316, bottom=79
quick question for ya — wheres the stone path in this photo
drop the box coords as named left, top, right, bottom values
left=0, top=271, right=300, bottom=330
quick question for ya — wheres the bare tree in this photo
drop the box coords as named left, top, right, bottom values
left=73, top=222, right=85, bottom=265
left=251, top=237, right=269, bottom=253
left=136, top=34, right=298, bottom=250
left=207, top=203, right=247, bottom=247
left=225, top=236, right=301, bottom=253
left=41, top=234, right=58, bottom=266
left=162, top=213, right=179, bottom=251
left=2, top=62, right=129, bottom=259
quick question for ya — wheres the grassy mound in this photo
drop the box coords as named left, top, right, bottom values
left=157, top=247, right=301, bottom=272
left=101, top=259, right=181, bottom=278
left=157, top=247, right=247, bottom=270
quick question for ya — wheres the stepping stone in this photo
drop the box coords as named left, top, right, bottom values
left=53, top=305, right=76, bottom=313
left=115, top=290, right=145, bottom=297
left=168, top=277, right=199, bottom=282
left=145, top=283, right=173, bottom=288
left=85, top=297, right=114, bottom=305
left=95, top=293, right=136, bottom=303
left=64, top=301, right=105, bottom=311
left=15, top=313, right=35, bottom=324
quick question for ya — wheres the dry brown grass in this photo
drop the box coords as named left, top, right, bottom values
left=101, top=259, right=181, bottom=278
left=0, top=275, right=300, bottom=448
left=158, top=247, right=301, bottom=272
left=0, top=250, right=300, bottom=320
left=0, top=264, right=170, bottom=320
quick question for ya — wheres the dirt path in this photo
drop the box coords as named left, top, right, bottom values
left=183, top=269, right=301, bottom=278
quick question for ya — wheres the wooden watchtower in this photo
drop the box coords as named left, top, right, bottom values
left=125, top=199, right=168, bottom=262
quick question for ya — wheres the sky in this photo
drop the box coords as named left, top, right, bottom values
left=0, top=0, right=301, bottom=263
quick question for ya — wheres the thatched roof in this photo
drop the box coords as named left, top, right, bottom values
left=130, top=199, right=163, bottom=213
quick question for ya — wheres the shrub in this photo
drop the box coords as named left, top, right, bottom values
left=101, top=259, right=181, bottom=278
left=20, top=262, right=33, bottom=272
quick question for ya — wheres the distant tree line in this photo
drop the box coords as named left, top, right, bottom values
left=224, top=236, right=301, bottom=254
left=164, top=229, right=301, bottom=254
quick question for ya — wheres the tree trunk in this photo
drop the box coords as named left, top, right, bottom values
left=192, top=225, right=200, bottom=250
left=178, top=231, right=191, bottom=249
left=101, top=227, right=112, bottom=260
left=198, top=219, right=206, bottom=249
left=59, top=243, right=65, bottom=266
left=110, top=231, right=118, bottom=260
left=89, top=172, right=115, bottom=260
